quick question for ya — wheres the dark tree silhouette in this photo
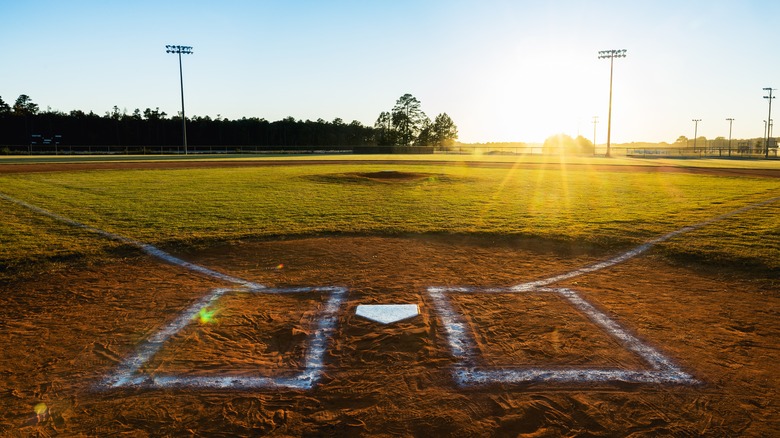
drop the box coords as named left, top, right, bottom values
left=432, top=113, right=458, bottom=147
left=0, top=96, right=10, bottom=115
left=391, top=94, right=428, bottom=146
left=13, top=95, right=39, bottom=115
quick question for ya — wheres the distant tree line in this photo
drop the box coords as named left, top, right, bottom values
left=0, top=93, right=458, bottom=150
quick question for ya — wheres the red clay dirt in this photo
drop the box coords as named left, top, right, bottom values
left=0, top=159, right=779, bottom=178
left=1, top=236, right=777, bottom=436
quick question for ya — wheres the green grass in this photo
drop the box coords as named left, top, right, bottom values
left=1, top=160, right=778, bottom=278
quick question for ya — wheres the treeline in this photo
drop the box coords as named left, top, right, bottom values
left=0, top=94, right=457, bottom=149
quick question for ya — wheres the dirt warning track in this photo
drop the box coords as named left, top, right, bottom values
left=1, top=158, right=779, bottom=178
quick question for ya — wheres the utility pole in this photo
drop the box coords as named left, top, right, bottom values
left=763, top=88, right=775, bottom=158
left=592, top=116, right=599, bottom=156
left=726, top=118, right=734, bottom=157
left=598, top=49, right=627, bottom=158
left=166, top=45, right=194, bottom=155
left=692, top=119, right=701, bottom=152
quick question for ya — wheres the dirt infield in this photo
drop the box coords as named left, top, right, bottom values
left=1, top=236, right=777, bottom=436
left=1, top=158, right=779, bottom=178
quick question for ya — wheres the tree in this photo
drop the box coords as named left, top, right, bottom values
left=415, top=118, right=434, bottom=146
left=374, top=111, right=396, bottom=145
left=432, top=113, right=458, bottom=147
left=574, top=135, right=595, bottom=154
left=0, top=96, right=10, bottom=115
left=391, top=93, right=427, bottom=146
left=143, top=107, right=166, bottom=120
left=13, top=94, right=39, bottom=115
left=542, top=133, right=591, bottom=155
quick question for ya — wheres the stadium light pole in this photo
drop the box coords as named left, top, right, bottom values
left=166, top=45, right=193, bottom=155
left=763, top=87, right=775, bottom=158
left=598, top=49, right=627, bottom=158
left=592, top=115, right=599, bottom=156
left=692, top=119, right=701, bottom=152
left=726, top=118, right=734, bottom=157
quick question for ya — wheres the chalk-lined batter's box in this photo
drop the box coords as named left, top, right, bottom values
left=427, top=286, right=698, bottom=386
left=103, top=286, right=347, bottom=390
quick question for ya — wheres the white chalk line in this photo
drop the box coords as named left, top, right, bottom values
left=104, top=286, right=347, bottom=390
left=429, top=286, right=697, bottom=386
left=0, top=193, right=263, bottom=289
left=429, top=196, right=779, bottom=386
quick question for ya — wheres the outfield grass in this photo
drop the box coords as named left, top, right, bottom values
left=1, top=160, right=778, bottom=276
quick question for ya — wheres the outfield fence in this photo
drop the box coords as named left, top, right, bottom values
left=2, top=143, right=778, bottom=159
left=0, top=144, right=354, bottom=155
left=625, top=146, right=778, bottom=159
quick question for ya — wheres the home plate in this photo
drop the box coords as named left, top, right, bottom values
left=355, top=304, right=420, bottom=324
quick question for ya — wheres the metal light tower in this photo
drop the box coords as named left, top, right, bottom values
left=592, top=116, right=599, bottom=156
left=763, top=87, right=775, bottom=158
left=692, top=119, right=701, bottom=152
left=726, top=118, right=734, bottom=156
left=598, top=49, right=627, bottom=158
left=166, top=45, right=193, bottom=155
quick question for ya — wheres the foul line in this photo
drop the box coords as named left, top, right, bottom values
left=511, top=195, right=780, bottom=291
left=0, top=193, right=262, bottom=289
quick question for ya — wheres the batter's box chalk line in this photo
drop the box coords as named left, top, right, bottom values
left=103, top=286, right=347, bottom=390
left=428, top=286, right=699, bottom=386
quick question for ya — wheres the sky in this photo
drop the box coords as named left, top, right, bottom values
left=1, top=0, right=778, bottom=144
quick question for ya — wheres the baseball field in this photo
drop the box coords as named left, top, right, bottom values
left=0, top=154, right=778, bottom=436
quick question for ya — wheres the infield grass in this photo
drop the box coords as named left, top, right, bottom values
left=1, top=160, right=778, bottom=278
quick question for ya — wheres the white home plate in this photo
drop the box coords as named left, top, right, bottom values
left=355, top=304, right=420, bottom=324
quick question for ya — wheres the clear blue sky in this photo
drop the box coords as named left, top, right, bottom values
left=1, top=0, right=778, bottom=143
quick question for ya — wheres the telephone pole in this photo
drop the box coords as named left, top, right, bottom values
left=726, top=118, right=734, bottom=157
left=592, top=116, right=599, bottom=156
left=763, top=88, right=775, bottom=158
left=692, top=119, right=701, bottom=152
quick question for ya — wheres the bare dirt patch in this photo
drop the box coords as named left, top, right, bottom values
left=1, top=236, right=777, bottom=435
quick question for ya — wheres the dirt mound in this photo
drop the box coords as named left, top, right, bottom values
left=356, top=170, right=431, bottom=181
left=309, top=170, right=449, bottom=184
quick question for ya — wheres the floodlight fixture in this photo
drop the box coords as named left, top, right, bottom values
left=726, top=118, right=734, bottom=156
left=763, top=87, right=775, bottom=158
left=166, top=44, right=194, bottom=154
left=597, top=49, right=627, bottom=157
left=692, top=119, right=701, bottom=152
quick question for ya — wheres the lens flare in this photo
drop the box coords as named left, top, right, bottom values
left=197, top=307, right=217, bottom=324
left=276, top=263, right=284, bottom=270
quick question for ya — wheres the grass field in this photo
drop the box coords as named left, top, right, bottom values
left=1, top=155, right=778, bottom=278
left=2, top=154, right=779, bottom=435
